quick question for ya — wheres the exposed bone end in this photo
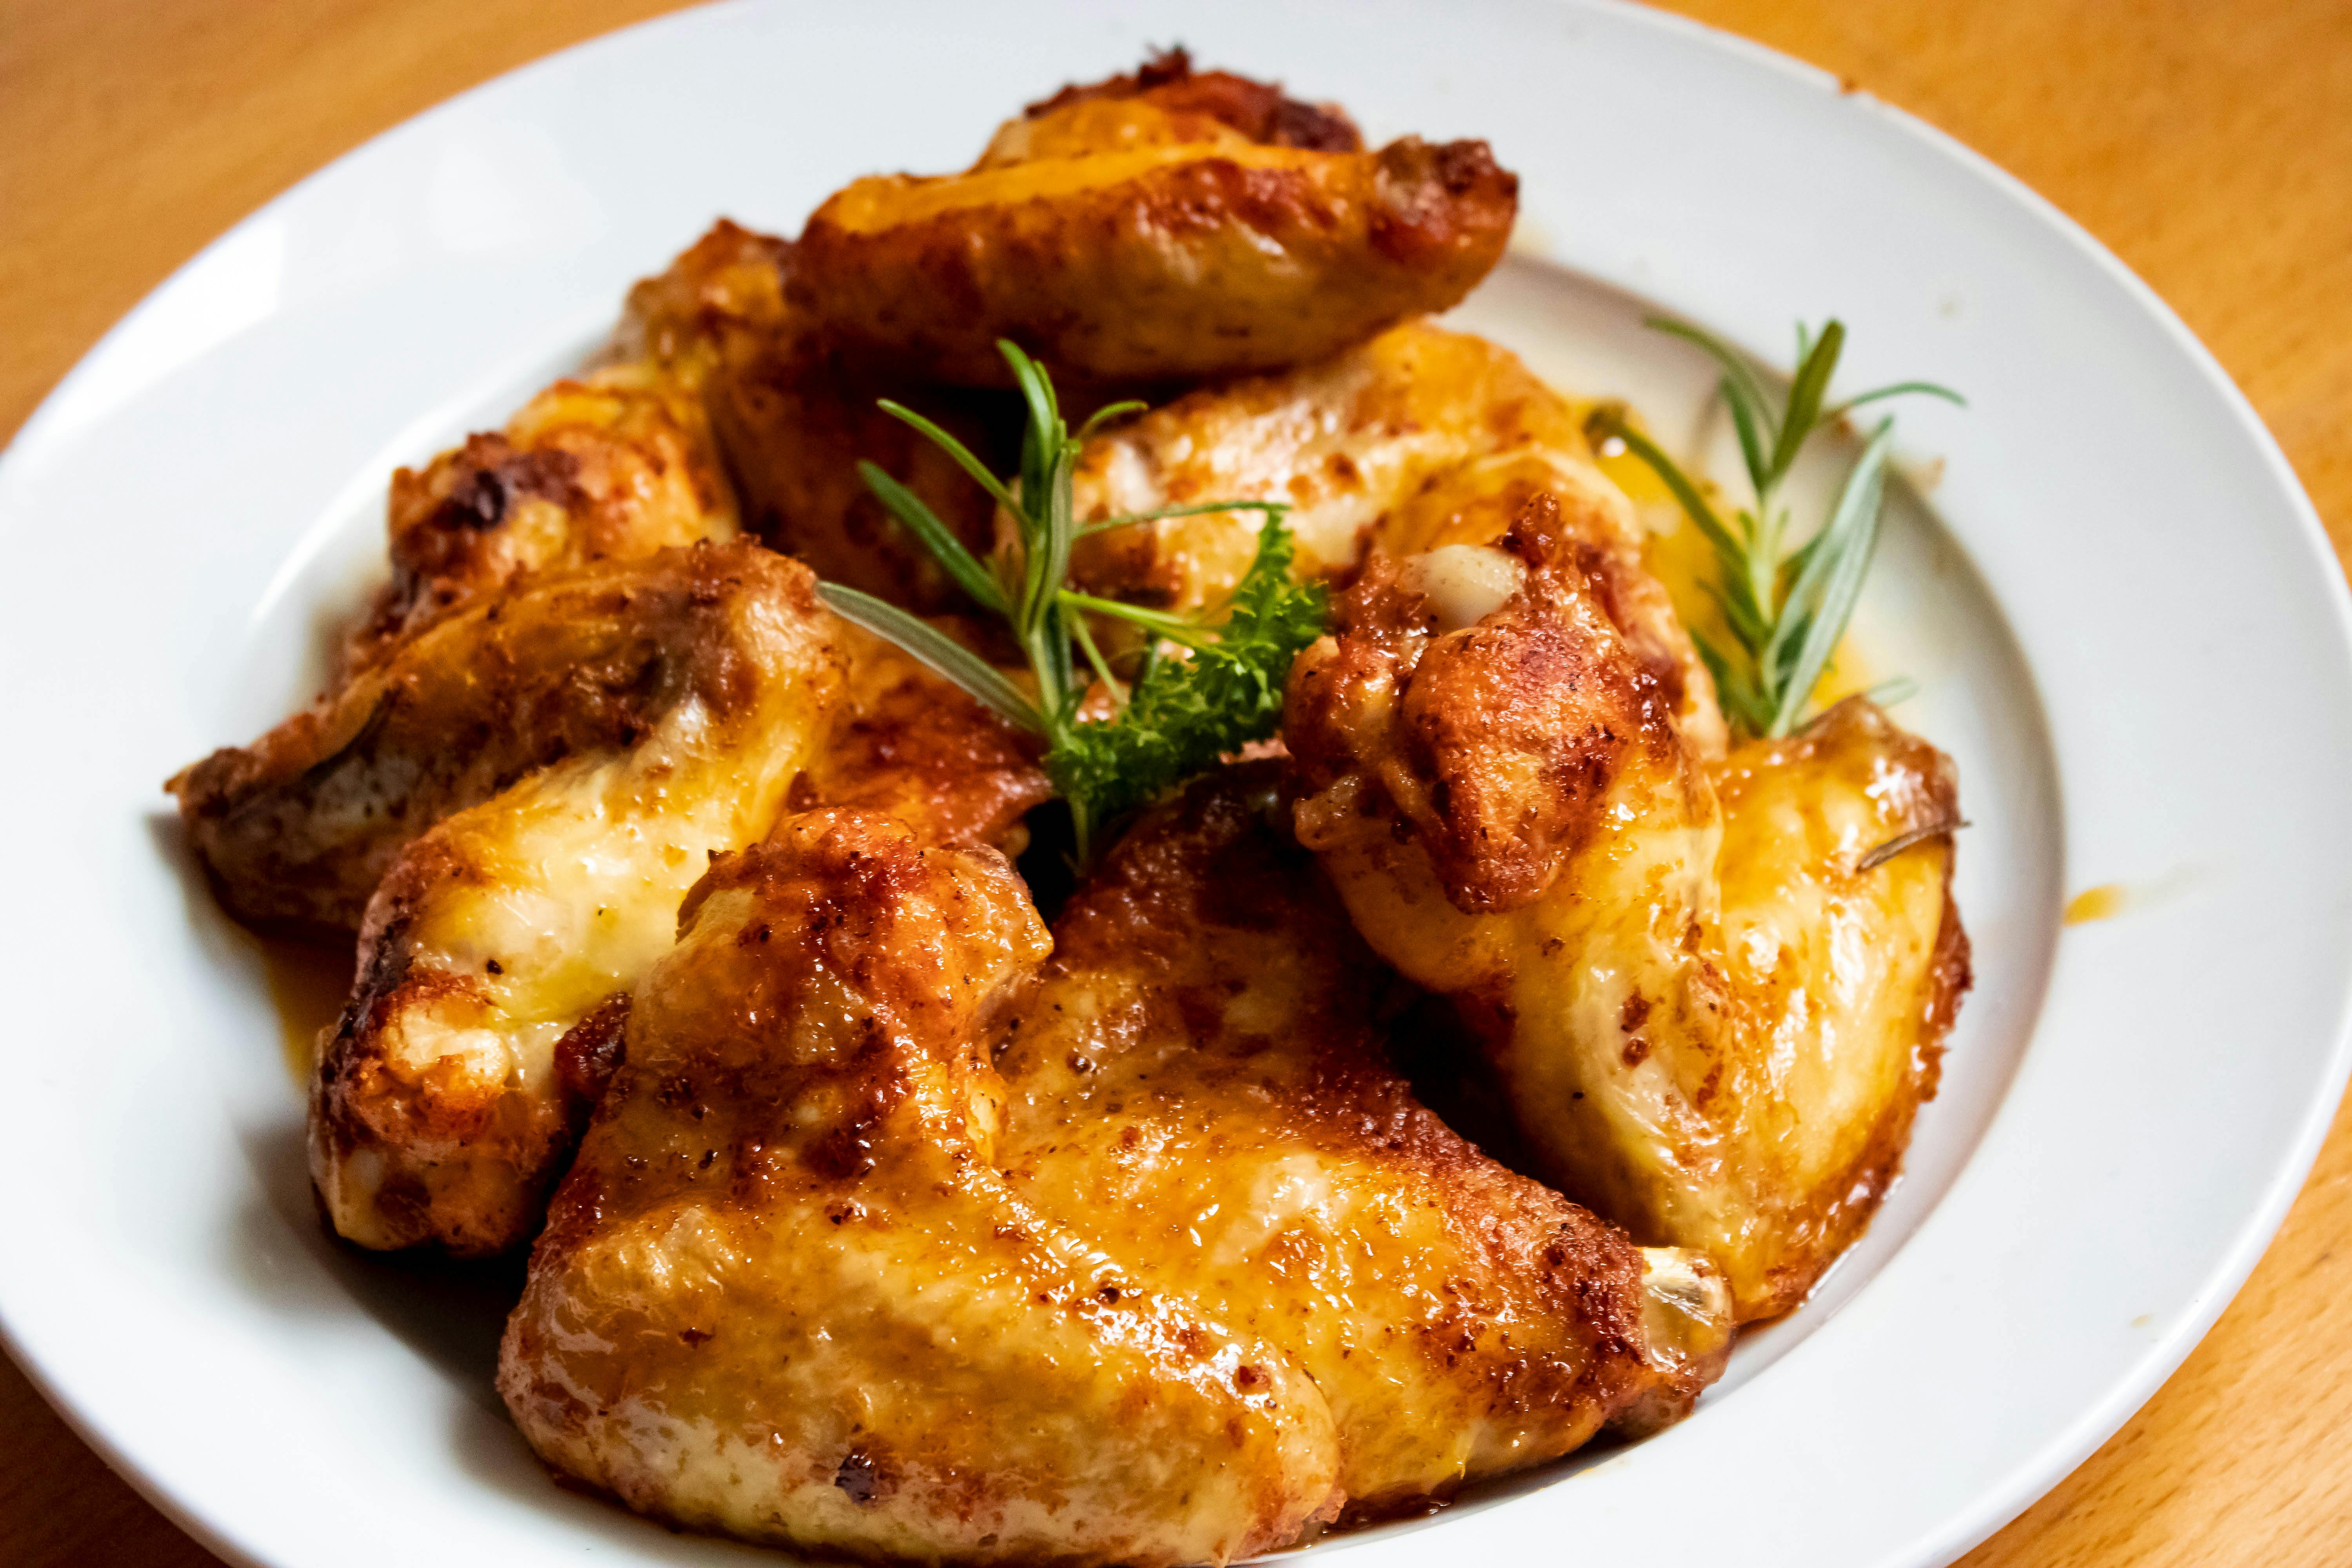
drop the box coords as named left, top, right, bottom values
left=1606, top=1248, right=1738, bottom=1438
left=1400, top=542, right=1526, bottom=631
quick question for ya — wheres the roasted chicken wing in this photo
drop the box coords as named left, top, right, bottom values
left=176, top=541, right=746, bottom=934
left=309, top=542, right=843, bottom=1254
left=501, top=810, right=1342, bottom=1565
left=1287, top=497, right=1968, bottom=1319
left=995, top=765, right=1733, bottom=1515
left=790, top=64, right=1515, bottom=387
left=1067, top=321, right=1722, bottom=751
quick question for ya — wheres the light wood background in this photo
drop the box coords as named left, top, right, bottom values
left=5, top=2, right=2349, bottom=1563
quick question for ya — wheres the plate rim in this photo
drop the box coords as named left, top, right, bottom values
left=2, top=3, right=2348, bottom=1566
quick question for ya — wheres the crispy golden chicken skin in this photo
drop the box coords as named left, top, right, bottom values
left=995, top=765, right=1733, bottom=1516
left=1001, top=47, right=1361, bottom=160
left=310, top=542, right=844, bottom=1255
left=611, top=217, right=793, bottom=387
left=347, top=297, right=753, bottom=670
left=176, top=540, right=754, bottom=934
left=712, top=344, right=1022, bottom=612
left=790, top=82, right=1515, bottom=386
left=599, top=218, right=1024, bottom=617
left=1287, top=498, right=1969, bottom=1320
left=793, top=622, right=1051, bottom=853
left=345, top=366, right=738, bottom=670
left=295, top=221, right=777, bottom=675
left=1068, top=321, right=1723, bottom=752
left=500, top=810, right=1343, bottom=1565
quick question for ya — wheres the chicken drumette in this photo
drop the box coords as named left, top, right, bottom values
left=1287, top=493, right=1969, bottom=1320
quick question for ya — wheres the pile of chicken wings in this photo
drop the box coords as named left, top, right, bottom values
left=172, top=52, right=1967, bottom=1567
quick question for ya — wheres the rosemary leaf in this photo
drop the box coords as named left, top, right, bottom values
left=1767, top=419, right=1895, bottom=737
left=1824, top=381, right=1968, bottom=424
left=857, top=461, right=1005, bottom=613
left=1077, top=499, right=1294, bottom=537
left=816, top=583, right=1044, bottom=735
left=1629, top=317, right=1958, bottom=739
left=1076, top=399, right=1149, bottom=440
left=1771, top=320, right=1846, bottom=485
left=1692, top=629, right=1770, bottom=735
left=875, top=401, right=1020, bottom=514
left=828, top=343, right=1330, bottom=869
left=1595, top=414, right=1747, bottom=571
left=1722, top=381, right=1772, bottom=498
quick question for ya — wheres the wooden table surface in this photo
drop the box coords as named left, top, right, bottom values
left=5, top=1, right=2349, bottom=1562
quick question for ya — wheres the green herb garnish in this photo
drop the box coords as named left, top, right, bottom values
left=816, top=340, right=1328, bottom=868
left=1588, top=318, right=1962, bottom=738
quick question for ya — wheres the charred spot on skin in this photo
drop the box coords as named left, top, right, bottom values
left=834, top=1449, right=882, bottom=1505
left=679, top=1327, right=711, bottom=1347
left=553, top=994, right=631, bottom=1127
left=1619, top=993, right=1651, bottom=1033
left=430, top=443, right=580, bottom=533
left=450, top=467, right=510, bottom=529
left=811, top=1109, right=884, bottom=1181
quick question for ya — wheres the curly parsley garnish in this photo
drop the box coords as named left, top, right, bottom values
left=816, top=340, right=1328, bottom=867
left=1588, top=318, right=1961, bottom=739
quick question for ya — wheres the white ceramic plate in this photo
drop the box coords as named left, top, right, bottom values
left=4, top=2, right=2347, bottom=1565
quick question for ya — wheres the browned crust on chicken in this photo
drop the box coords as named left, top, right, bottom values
left=612, top=218, right=793, bottom=382
left=1055, top=323, right=1725, bottom=751
left=791, top=133, right=1516, bottom=387
left=606, top=220, right=1025, bottom=618
left=309, top=541, right=843, bottom=1256
left=1288, top=496, right=1688, bottom=913
left=1377, top=453, right=1700, bottom=719
left=1702, top=697, right=1975, bottom=1301
left=793, top=624, right=1051, bottom=853
left=995, top=764, right=1731, bottom=1515
left=308, top=223, right=779, bottom=678
left=1020, top=47, right=1361, bottom=152
left=343, top=364, right=737, bottom=671
left=501, top=809, right=1342, bottom=1564
left=1920, top=835, right=1976, bottom=1102
left=174, top=543, right=768, bottom=934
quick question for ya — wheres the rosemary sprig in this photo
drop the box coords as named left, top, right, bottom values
left=1589, top=318, right=1962, bottom=738
left=816, top=341, right=1328, bottom=868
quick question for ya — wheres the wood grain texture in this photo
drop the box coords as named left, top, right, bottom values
left=3, top=1, right=2347, bottom=1563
